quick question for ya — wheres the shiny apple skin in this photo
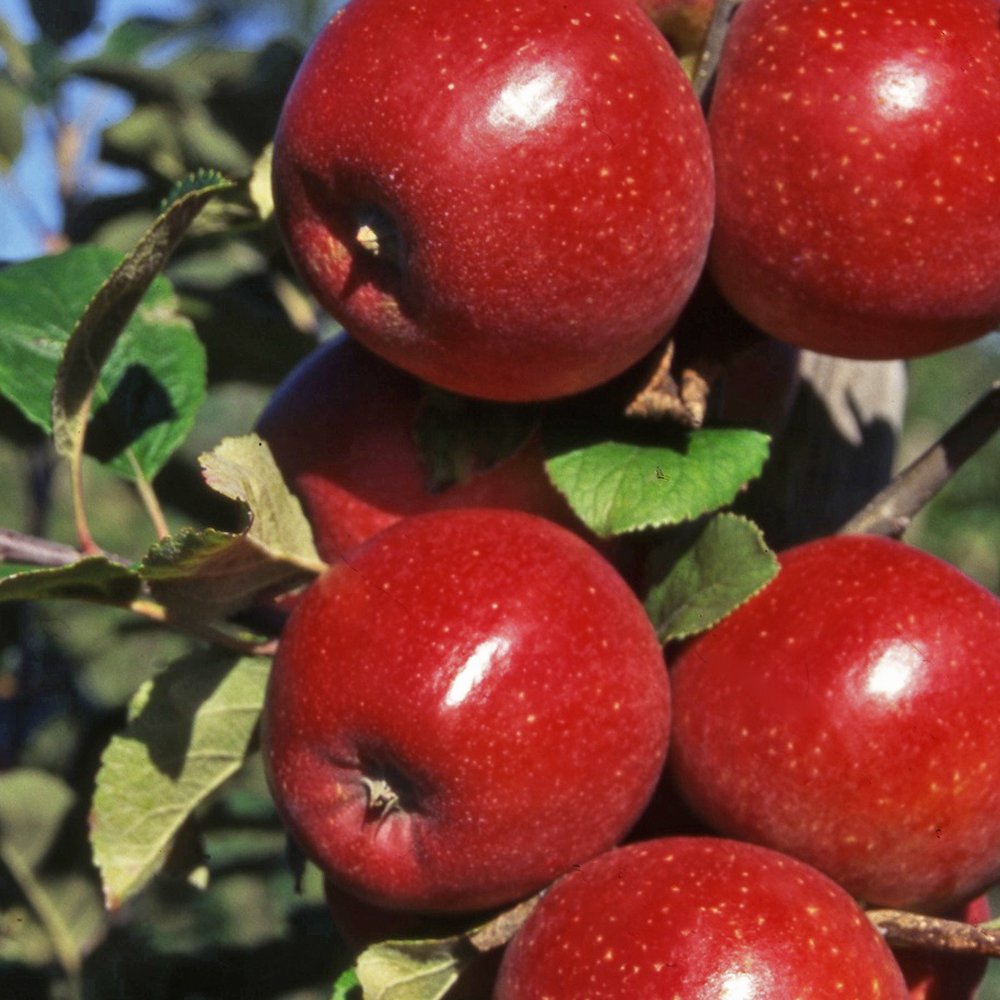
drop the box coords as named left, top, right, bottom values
left=272, top=0, right=714, bottom=401
left=708, top=0, right=1000, bottom=360
left=669, top=535, right=1000, bottom=913
left=494, top=837, right=909, bottom=999
left=255, top=336, right=576, bottom=561
left=262, top=509, right=670, bottom=913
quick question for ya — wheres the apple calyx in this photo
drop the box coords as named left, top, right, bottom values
left=361, top=775, right=401, bottom=821
left=358, top=756, right=418, bottom=824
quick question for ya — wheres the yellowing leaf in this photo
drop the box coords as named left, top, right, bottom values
left=354, top=894, right=539, bottom=1000
left=91, top=652, right=269, bottom=910
left=356, top=938, right=466, bottom=1000
left=199, top=433, right=322, bottom=569
left=141, top=434, right=325, bottom=621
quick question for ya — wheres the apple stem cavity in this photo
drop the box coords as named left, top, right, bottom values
left=353, top=204, right=404, bottom=271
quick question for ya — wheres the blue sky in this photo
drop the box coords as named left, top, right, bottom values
left=0, top=0, right=331, bottom=260
left=2, top=0, right=167, bottom=258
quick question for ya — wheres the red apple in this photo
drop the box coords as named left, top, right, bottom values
left=708, top=0, right=1000, bottom=359
left=668, top=534, right=1000, bottom=913
left=494, top=837, right=909, bottom=998
left=255, top=336, right=577, bottom=561
left=271, top=0, right=714, bottom=401
left=261, top=508, right=670, bottom=913
left=894, top=895, right=990, bottom=1000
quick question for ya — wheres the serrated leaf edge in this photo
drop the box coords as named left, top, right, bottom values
left=660, top=513, right=779, bottom=642
left=544, top=430, right=771, bottom=538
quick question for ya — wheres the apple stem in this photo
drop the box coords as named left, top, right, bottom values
left=869, top=907, right=1000, bottom=958
left=467, top=892, right=544, bottom=953
left=839, top=379, right=1000, bottom=538
left=0, top=527, right=96, bottom=568
left=692, top=0, right=745, bottom=103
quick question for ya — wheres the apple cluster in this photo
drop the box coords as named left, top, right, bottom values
left=257, top=0, right=1000, bottom=995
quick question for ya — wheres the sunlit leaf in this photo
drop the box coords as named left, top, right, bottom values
left=198, top=434, right=322, bottom=566
left=0, top=78, right=26, bottom=170
left=544, top=428, right=770, bottom=537
left=354, top=896, right=537, bottom=1000
left=331, top=966, right=361, bottom=1000
left=356, top=938, right=467, bottom=1000
left=141, top=434, right=324, bottom=620
left=0, top=246, right=205, bottom=480
left=248, top=142, right=275, bottom=220
left=91, top=652, right=269, bottom=910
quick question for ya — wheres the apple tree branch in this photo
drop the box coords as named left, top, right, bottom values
left=840, top=379, right=1000, bottom=538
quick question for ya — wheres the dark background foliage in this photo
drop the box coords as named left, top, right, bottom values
left=0, top=0, right=997, bottom=997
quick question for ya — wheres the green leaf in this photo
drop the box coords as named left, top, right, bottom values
left=166, top=239, right=266, bottom=292
left=0, top=769, right=74, bottom=870
left=0, top=19, right=34, bottom=87
left=100, top=15, right=183, bottom=62
left=160, top=168, right=233, bottom=212
left=247, top=143, right=275, bottom=221
left=331, top=967, right=362, bottom=1000
left=90, top=652, right=270, bottom=910
left=71, top=56, right=192, bottom=105
left=0, top=770, right=105, bottom=975
left=0, top=78, right=26, bottom=170
left=51, top=171, right=231, bottom=479
left=356, top=937, right=469, bottom=1000
left=353, top=897, right=536, bottom=1000
left=141, top=526, right=310, bottom=621
left=414, top=389, right=539, bottom=492
left=0, top=557, right=140, bottom=604
left=0, top=875, right=104, bottom=972
left=177, top=105, right=252, bottom=176
left=0, top=246, right=206, bottom=480
left=199, top=434, right=323, bottom=567
left=645, top=513, right=779, bottom=642
left=43, top=604, right=189, bottom=710
left=544, top=428, right=770, bottom=537
left=141, top=434, right=325, bottom=620
left=101, top=105, right=186, bottom=177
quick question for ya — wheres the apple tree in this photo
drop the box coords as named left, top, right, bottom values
left=0, top=0, right=999, bottom=998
